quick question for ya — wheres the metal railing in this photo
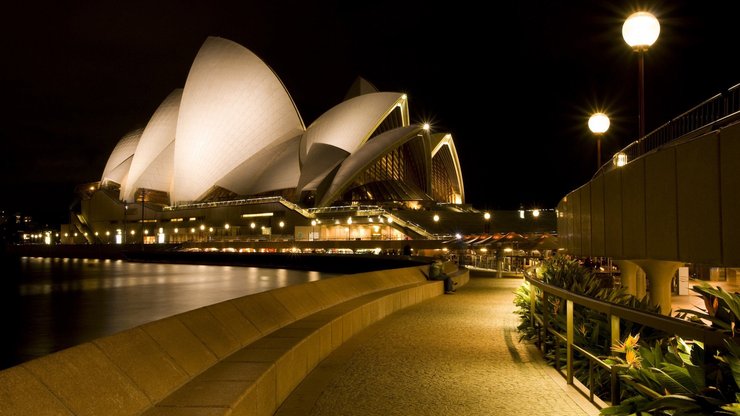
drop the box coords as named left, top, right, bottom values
left=595, top=83, right=740, bottom=178
left=523, top=268, right=729, bottom=408
left=277, top=199, right=313, bottom=218
left=164, top=196, right=313, bottom=219
left=309, top=204, right=385, bottom=216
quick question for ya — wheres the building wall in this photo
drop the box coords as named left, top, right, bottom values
left=558, top=120, right=740, bottom=267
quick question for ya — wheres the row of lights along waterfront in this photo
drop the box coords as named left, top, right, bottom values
left=62, top=210, right=550, bottom=244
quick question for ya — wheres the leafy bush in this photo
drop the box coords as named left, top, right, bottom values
left=603, top=335, right=740, bottom=415
left=514, top=256, right=659, bottom=399
left=675, top=282, right=740, bottom=336
left=599, top=281, right=740, bottom=414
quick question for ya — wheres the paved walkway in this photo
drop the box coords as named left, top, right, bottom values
left=276, top=276, right=599, bottom=416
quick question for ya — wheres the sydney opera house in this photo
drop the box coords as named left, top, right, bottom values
left=64, top=36, right=553, bottom=246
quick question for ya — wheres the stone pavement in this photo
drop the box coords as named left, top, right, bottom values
left=276, top=275, right=600, bottom=416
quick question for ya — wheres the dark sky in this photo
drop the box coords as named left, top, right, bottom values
left=1, top=0, right=738, bottom=225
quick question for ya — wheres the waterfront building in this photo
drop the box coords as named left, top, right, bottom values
left=65, top=36, right=554, bottom=246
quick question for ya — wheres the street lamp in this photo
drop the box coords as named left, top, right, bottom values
left=623, top=11, right=660, bottom=142
left=588, top=112, right=610, bottom=169
left=483, top=212, right=491, bottom=234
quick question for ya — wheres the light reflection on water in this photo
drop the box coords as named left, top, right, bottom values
left=0, top=256, right=335, bottom=370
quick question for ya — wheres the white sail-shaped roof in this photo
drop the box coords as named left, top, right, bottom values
left=317, top=125, right=422, bottom=206
left=299, top=92, right=408, bottom=162
left=431, top=133, right=465, bottom=202
left=172, top=36, right=305, bottom=203
left=296, top=92, right=408, bottom=191
left=215, top=134, right=302, bottom=196
left=123, top=89, right=181, bottom=201
left=127, top=141, right=175, bottom=200
left=101, top=128, right=143, bottom=187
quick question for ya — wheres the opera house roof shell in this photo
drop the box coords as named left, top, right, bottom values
left=100, top=36, right=464, bottom=208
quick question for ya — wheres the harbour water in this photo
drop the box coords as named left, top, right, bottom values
left=0, top=256, right=337, bottom=370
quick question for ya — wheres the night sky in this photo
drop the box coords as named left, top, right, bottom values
left=1, top=1, right=738, bottom=225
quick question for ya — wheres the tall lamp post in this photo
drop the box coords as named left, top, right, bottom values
left=622, top=11, right=660, bottom=144
left=588, top=112, right=610, bottom=169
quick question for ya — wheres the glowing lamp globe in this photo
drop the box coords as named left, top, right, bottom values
left=622, top=12, right=660, bottom=50
left=588, top=113, right=610, bottom=134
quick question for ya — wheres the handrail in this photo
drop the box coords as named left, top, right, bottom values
left=164, top=196, right=315, bottom=219
left=594, top=82, right=740, bottom=178
left=524, top=272, right=728, bottom=348
left=277, top=199, right=313, bottom=218
left=523, top=267, right=732, bottom=408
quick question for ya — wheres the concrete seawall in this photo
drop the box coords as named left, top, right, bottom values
left=0, top=263, right=468, bottom=415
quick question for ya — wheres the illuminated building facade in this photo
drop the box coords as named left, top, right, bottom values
left=65, top=36, right=478, bottom=244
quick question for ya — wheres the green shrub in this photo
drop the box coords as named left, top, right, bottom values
left=603, top=335, right=740, bottom=415
left=514, top=256, right=659, bottom=399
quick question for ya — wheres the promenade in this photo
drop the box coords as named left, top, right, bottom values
left=272, top=271, right=739, bottom=416
left=276, top=275, right=599, bottom=416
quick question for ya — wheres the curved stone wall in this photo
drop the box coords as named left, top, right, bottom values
left=0, top=264, right=467, bottom=415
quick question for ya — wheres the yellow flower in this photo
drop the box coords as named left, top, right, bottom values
left=624, top=333, right=640, bottom=349
left=625, top=348, right=641, bottom=369
left=611, top=333, right=640, bottom=353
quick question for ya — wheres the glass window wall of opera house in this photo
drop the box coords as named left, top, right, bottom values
left=61, top=36, right=555, bottom=247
